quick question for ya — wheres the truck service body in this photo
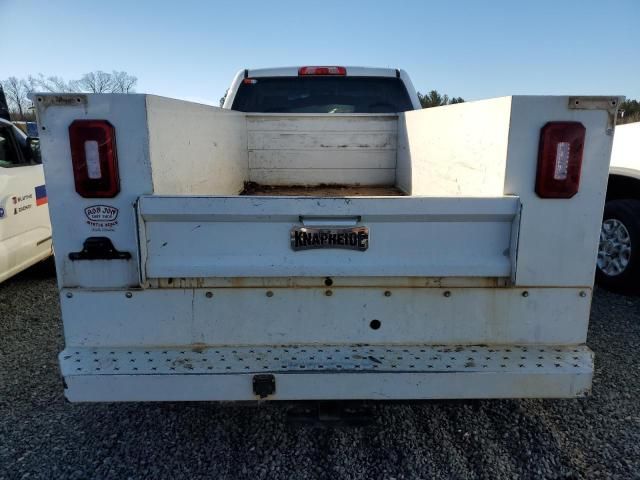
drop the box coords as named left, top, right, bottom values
left=34, top=67, right=620, bottom=402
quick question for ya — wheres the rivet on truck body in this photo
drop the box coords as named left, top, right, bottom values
left=266, top=291, right=274, bottom=297
left=522, top=291, right=529, bottom=297
left=325, top=290, right=333, bottom=297
left=579, top=291, right=587, bottom=298
left=443, top=291, right=451, bottom=298
left=65, top=292, right=73, bottom=299
left=384, top=291, right=392, bottom=297
left=125, top=292, right=133, bottom=298
left=205, top=291, right=213, bottom=298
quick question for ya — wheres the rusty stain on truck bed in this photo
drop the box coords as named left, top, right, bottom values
left=149, top=276, right=508, bottom=289
left=240, top=182, right=406, bottom=197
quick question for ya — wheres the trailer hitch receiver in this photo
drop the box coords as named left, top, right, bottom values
left=252, top=374, right=276, bottom=398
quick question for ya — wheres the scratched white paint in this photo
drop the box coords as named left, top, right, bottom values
left=246, top=114, right=398, bottom=186
left=60, top=287, right=590, bottom=347
left=396, top=97, right=512, bottom=196
left=139, top=195, right=518, bottom=278
left=63, top=367, right=593, bottom=401
left=36, top=94, right=152, bottom=288
left=61, top=343, right=593, bottom=401
left=147, top=96, right=248, bottom=195
left=504, top=96, right=615, bottom=286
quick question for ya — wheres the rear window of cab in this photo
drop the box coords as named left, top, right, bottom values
left=231, top=76, right=414, bottom=114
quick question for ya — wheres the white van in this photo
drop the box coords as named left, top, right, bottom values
left=0, top=117, right=52, bottom=282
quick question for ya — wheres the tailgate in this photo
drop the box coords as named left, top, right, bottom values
left=138, top=195, right=520, bottom=279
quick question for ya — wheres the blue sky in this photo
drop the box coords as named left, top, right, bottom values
left=2, top=0, right=639, bottom=104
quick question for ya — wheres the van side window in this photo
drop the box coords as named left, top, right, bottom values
left=0, top=126, right=25, bottom=168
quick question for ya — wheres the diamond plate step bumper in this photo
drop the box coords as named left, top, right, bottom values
left=59, top=344, right=593, bottom=402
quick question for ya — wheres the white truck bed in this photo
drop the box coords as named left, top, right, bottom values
left=35, top=93, right=618, bottom=401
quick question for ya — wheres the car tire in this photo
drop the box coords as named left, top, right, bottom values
left=595, top=199, right=640, bottom=293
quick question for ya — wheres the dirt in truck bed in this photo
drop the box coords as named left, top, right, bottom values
left=240, top=182, right=407, bottom=197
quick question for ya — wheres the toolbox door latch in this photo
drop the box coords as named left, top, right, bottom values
left=69, top=237, right=131, bottom=261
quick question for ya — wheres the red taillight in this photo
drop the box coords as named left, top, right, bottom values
left=535, top=121, right=586, bottom=198
left=298, top=66, right=346, bottom=76
left=68, top=120, right=120, bottom=198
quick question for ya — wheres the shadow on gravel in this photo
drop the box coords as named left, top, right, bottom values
left=0, top=268, right=638, bottom=480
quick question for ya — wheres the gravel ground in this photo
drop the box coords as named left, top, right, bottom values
left=1, top=261, right=638, bottom=480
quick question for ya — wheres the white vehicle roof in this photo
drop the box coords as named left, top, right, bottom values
left=223, top=66, right=422, bottom=110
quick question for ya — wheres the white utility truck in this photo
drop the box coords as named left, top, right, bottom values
left=35, top=67, right=620, bottom=402
left=0, top=117, right=52, bottom=283
left=596, top=121, right=640, bottom=292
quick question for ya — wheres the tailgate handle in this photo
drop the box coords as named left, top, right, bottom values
left=300, top=216, right=360, bottom=227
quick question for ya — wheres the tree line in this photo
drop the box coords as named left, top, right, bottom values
left=2, top=70, right=638, bottom=125
left=417, top=92, right=639, bottom=125
left=1, top=71, right=137, bottom=120
left=618, top=99, right=640, bottom=125
left=417, top=90, right=464, bottom=108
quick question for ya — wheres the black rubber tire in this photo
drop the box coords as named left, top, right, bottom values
left=595, top=199, right=640, bottom=294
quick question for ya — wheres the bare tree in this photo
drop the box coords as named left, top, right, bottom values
left=0, top=85, right=10, bottom=121
left=73, top=70, right=114, bottom=93
left=110, top=71, right=137, bottom=93
left=1, top=76, right=30, bottom=119
left=2, top=70, right=138, bottom=120
left=219, top=90, right=228, bottom=107
left=29, top=74, right=74, bottom=93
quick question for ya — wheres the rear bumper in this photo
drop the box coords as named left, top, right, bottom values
left=60, top=344, right=593, bottom=402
